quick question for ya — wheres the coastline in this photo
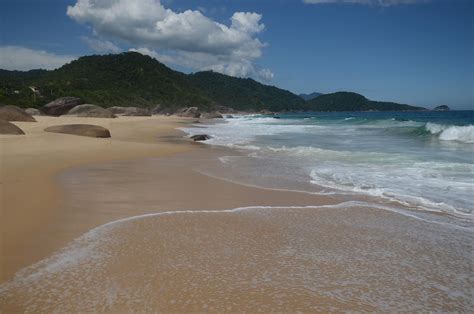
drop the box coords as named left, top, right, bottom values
left=1, top=115, right=472, bottom=312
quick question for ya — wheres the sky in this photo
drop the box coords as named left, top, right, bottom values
left=0, top=0, right=472, bottom=109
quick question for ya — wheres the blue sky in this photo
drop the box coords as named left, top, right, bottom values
left=0, top=0, right=472, bottom=109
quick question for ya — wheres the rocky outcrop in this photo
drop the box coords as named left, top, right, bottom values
left=108, top=106, right=151, bottom=116
left=44, top=124, right=111, bottom=138
left=25, top=108, right=43, bottom=116
left=66, top=104, right=116, bottom=118
left=434, top=105, right=450, bottom=111
left=0, top=105, right=36, bottom=122
left=0, top=119, right=25, bottom=135
left=178, top=107, right=201, bottom=118
left=42, top=97, right=83, bottom=116
left=201, top=112, right=223, bottom=119
left=190, top=134, right=210, bottom=141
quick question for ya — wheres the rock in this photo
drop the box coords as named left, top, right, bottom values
left=0, top=119, right=25, bottom=135
left=44, top=124, right=111, bottom=138
left=108, top=106, right=151, bottom=116
left=434, top=105, right=450, bottom=111
left=178, top=107, right=201, bottom=118
left=25, top=108, right=43, bottom=116
left=0, top=105, right=36, bottom=122
left=42, top=97, right=83, bottom=116
left=190, top=134, right=210, bottom=141
left=66, top=104, right=116, bottom=118
left=201, top=112, right=223, bottom=119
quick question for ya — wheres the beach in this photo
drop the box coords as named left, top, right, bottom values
left=0, top=115, right=472, bottom=312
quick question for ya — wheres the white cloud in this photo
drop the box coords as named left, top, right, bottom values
left=0, top=46, right=76, bottom=71
left=67, top=0, right=273, bottom=81
left=81, top=37, right=122, bottom=53
left=303, top=0, right=426, bottom=5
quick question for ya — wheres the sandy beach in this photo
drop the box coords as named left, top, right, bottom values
left=0, top=115, right=193, bottom=283
left=0, top=116, right=472, bottom=312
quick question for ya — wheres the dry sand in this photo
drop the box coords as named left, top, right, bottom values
left=0, top=115, right=472, bottom=312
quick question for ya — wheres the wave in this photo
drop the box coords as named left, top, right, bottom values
left=424, top=123, right=474, bottom=143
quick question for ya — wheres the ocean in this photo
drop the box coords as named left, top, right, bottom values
left=182, top=111, right=474, bottom=227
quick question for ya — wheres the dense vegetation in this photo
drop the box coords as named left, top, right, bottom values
left=307, top=92, right=425, bottom=112
left=189, top=71, right=305, bottom=112
left=299, top=92, right=323, bottom=101
left=0, top=52, right=210, bottom=109
left=0, top=52, right=425, bottom=112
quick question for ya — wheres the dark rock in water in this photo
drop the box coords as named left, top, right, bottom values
left=0, top=105, right=36, bottom=122
left=190, top=134, right=210, bottom=141
left=43, top=97, right=83, bottom=116
left=434, top=105, right=450, bottom=111
left=201, top=112, right=223, bottom=119
left=44, top=124, right=111, bottom=138
left=25, top=108, right=43, bottom=116
left=273, top=116, right=281, bottom=119
left=225, top=115, right=234, bottom=119
left=66, top=104, right=116, bottom=118
left=178, top=107, right=201, bottom=118
left=0, top=119, right=25, bottom=135
left=108, top=106, right=151, bottom=116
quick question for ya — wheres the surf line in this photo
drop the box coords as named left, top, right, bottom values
left=2, top=200, right=471, bottom=291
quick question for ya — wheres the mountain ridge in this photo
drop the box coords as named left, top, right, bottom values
left=0, top=52, right=425, bottom=112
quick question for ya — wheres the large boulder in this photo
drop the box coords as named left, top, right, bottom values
left=201, top=112, right=223, bottom=119
left=108, top=106, right=151, bottom=116
left=0, top=119, right=25, bottom=135
left=151, top=104, right=176, bottom=115
left=25, top=108, right=43, bottom=116
left=42, top=97, right=83, bottom=116
left=66, top=104, right=116, bottom=118
left=44, top=124, right=111, bottom=138
left=178, top=107, right=201, bottom=118
left=0, top=105, right=36, bottom=122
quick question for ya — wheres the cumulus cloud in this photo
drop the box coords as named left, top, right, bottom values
left=81, top=37, right=122, bottom=53
left=67, top=0, right=273, bottom=81
left=0, top=46, right=76, bottom=71
left=303, top=0, right=426, bottom=5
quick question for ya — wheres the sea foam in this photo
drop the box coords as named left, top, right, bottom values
left=425, top=123, right=474, bottom=143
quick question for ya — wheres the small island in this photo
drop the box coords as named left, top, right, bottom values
left=433, top=105, right=450, bottom=111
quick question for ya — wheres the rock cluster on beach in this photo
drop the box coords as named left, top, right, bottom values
left=44, top=124, right=111, bottom=138
left=66, top=104, right=117, bottom=118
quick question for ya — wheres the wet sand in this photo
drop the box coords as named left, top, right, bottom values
left=1, top=117, right=472, bottom=312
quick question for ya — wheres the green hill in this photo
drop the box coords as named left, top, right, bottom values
left=0, top=52, right=210, bottom=110
left=0, top=52, right=304, bottom=111
left=189, top=71, right=305, bottom=112
left=307, top=92, right=425, bottom=111
left=0, top=52, right=425, bottom=112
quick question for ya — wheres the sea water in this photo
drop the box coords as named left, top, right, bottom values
left=182, top=111, right=474, bottom=222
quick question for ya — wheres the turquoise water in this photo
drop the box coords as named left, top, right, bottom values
left=183, top=111, right=473, bottom=222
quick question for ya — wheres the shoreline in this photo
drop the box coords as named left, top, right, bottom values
left=1, top=115, right=472, bottom=311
